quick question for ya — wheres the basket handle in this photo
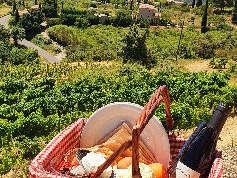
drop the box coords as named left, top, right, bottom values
left=132, top=85, right=173, bottom=177
left=91, top=85, right=173, bottom=177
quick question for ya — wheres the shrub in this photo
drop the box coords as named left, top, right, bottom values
left=46, top=18, right=63, bottom=27
left=0, top=41, right=11, bottom=63
left=0, top=39, right=39, bottom=65
left=0, top=25, right=10, bottom=41
left=42, top=0, right=58, bottom=17
left=61, top=14, right=78, bottom=26
left=9, top=48, right=39, bottom=65
left=31, top=34, right=52, bottom=46
left=75, top=16, right=89, bottom=28
left=138, top=18, right=150, bottom=28
left=112, top=9, right=133, bottom=27
left=89, top=2, right=97, bottom=8
left=10, top=26, right=25, bottom=45
left=12, top=10, right=44, bottom=36
left=122, top=25, right=154, bottom=67
left=87, top=14, right=100, bottom=25
left=193, top=33, right=217, bottom=59
left=216, top=22, right=233, bottom=31
left=61, top=7, right=88, bottom=16
left=48, top=25, right=125, bottom=60
left=209, top=57, right=228, bottom=69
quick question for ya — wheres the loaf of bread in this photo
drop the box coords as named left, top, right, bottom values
left=96, top=122, right=156, bottom=164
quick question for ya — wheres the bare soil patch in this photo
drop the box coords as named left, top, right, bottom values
left=183, top=60, right=214, bottom=72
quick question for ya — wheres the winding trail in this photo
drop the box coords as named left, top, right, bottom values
left=0, top=15, right=61, bottom=63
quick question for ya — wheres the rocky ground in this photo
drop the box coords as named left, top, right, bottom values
left=222, top=146, right=237, bottom=178
left=217, top=116, right=237, bottom=178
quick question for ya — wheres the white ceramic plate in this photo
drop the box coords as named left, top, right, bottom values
left=80, top=102, right=170, bottom=168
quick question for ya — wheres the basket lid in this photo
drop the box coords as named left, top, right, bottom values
left=80, top=102, right=170, bottom=169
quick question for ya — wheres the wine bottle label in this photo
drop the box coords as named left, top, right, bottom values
left=176, top=162, right=200, bottom=178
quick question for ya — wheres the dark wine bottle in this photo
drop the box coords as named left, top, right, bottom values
left=175, top=103, right=230, bottom=178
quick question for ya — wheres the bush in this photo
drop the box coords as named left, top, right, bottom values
left=89, top=2, right=97, bottom=8
left=232, top=7, right=237, bottom=24
left=42, top=0, right=58, bottom=18
left=209, top=57, right=228, bottom=69
left=193, top=33, right=218, bottom=59
left=11, top=10, right=44, bottom=37
left=87, top=14, right=100, bottom=25
left=112, top=10, right=133, bottom=27
left=48, top=25, right=125, bottom=60
left=61, top=7, right=88, bottom=16
left=11, top=26, right=25, bottom=45
left=0, top=41, right=11, bottom=63
left=138, top=18, right=150, bottom=28
left=31, top=34, right=52, bottom=46
left=9, top=48, right=39, bottom=65
left=216, top=22, right=233, bottom=31
left=0, top=40, right=39, bottom=65
left=61, top=14, right=78, bottom=26
left=122, top=25, right=155, bottom=67
left=46, top=18, right=63, bottom=27
left=0, top=62, right=236, bottom=175
left=75, top=16, right=89, bottom=28
left=0, top=25, right=10, bottom=41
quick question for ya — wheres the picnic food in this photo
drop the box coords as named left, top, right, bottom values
left=149, top=163, right=168, bottom=178
left=115, top=163, right=156, bottom=178
left=56, top=122, right=168, bottom=177
left=117, top=157, right=132, bottom=169
left=56, top=86, right=175, bottom=177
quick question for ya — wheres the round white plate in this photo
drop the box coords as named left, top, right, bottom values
left=80, top=102, right=170, bottom=168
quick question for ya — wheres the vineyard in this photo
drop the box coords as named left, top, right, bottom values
left=0, top=62, right=236, bottom=175
left=0, top=0, right=237, bottom=176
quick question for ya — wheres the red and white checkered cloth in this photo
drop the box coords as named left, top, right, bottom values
left=29, top=119, right=223, bottom=178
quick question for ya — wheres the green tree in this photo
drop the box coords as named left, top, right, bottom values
left=0, top=41, right=11, bottom=63
left=232, top=0, right=237, bottom=23
left=130, top=0, right=134, bottom=10
left=213, top=0, right=225, bottom=12
left=18, top=10, right=43, bottom=36
left=196, top=0, right=203, bottom=7
left=42, top=0, right=58, bottom=17
left=14, top=8, right=20, bottom=23
left=192, top=0, right=196, bottom=8
left=122, top=25, right=154, bottom=67
left=218, top=57, right=228, bottom=68
left=10, top=47, right=39, bottom=64
left=61, top=1, right=64, bottom=11
left=112, top=10, right=133, bottom=27
left=201, top=0, right=209, bottom=33
left=0, top=25, right=10, bottom=41
left=75, top=17, right=89, bottom=28
left=12, top=0, right=16, bottom=14
left=11, top=26, right=25, bottom=45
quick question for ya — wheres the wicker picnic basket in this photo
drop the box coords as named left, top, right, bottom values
left=29, top=86, right=223, bottom=178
